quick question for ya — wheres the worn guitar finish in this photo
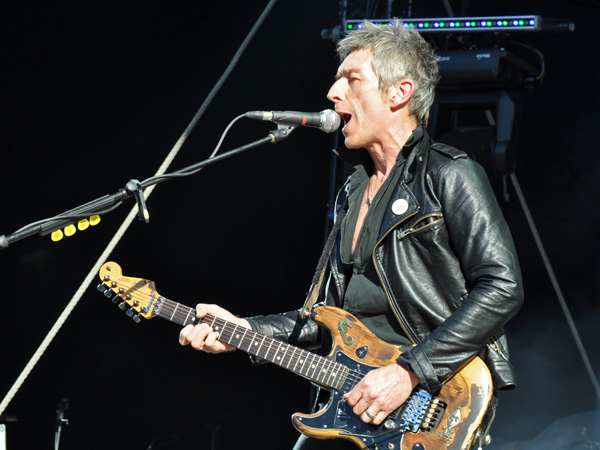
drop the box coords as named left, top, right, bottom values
left=98, top=261, right=493, bottom=450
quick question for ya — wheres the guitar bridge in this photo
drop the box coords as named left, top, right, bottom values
left=389, top=389, right=446, bottom=434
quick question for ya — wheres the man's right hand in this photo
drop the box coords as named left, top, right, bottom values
left=178, top=303, right=251, bottom=354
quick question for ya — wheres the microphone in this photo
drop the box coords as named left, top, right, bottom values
left=245, top=109, right=341, bottom=133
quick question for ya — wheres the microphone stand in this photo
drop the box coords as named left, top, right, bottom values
left=54, top=398, right=69, bottom=450
left=0, top=126, right=295, bottom=251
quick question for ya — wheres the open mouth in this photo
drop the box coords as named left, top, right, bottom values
left=339, top=113, right=352, bottom=126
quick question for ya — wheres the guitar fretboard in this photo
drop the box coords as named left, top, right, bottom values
left=156, top=297, right=348, bottom=390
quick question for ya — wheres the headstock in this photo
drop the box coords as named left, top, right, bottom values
left=97, top=261, right=160, bottom=323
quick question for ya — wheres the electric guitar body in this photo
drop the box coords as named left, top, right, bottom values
left=292, top=306, right=493, bottom=450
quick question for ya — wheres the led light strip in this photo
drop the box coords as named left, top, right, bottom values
left=345, top=16, right=541, bottom=33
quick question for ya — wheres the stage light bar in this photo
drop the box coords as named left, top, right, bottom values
left=345, top=16, right=541, bottom=33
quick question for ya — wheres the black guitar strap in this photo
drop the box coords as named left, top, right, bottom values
left=300, top=192, right=349, bottom=318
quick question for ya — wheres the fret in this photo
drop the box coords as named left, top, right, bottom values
left=261, top=336, right=275, bottom=361
left=297, top=350, right=310, bottom=378
left=326, top=359, right=341, bottom=387
left=317, top=357, right=329, bottom=385
left=273, top=341, right=284, bottom=364
left=314, top=355, right=335, bottom=388
left=277, top=343, right=290, bottom=366
left=225, top=322, right=239, bottom=345
left=267, top=340, right=277, bottom=362
left=312, top=354, right=324, bottom=382
left=157, top=298, right=189, bottom=327
left=304, top=352, right=319, bottom=381
left=328, top=359, right=338, bottom=382
left=214, top=319, right=228, bottom=341
left=169, top=303, right=179, bottom=321
left=238, top=327, right=250, bottom=351
left=291, top=347, right=301, bottom=372
left=314, top=355, right=326, bottom=385
left=251, top=335, right=267, bottom=359
left=334, top=365, right=347, bottom=390
left=185, top=307, right=196, bottom=326
left=316, top=355, right=328, bottom=384
left=224, top=323, right=239, bottom=346
left=285, top=347, right=296, bottom=370
left=324, top=359, right=340, bottom=388
left=183, top=308, right=192, bottom=327
left=263, top=338, right=290, bottom=367
left=248, top=333, right=260, bottom=356
left=244, top=332, right=258, bottom=355
left=204, top=315, right=215, bottom=328
left=213, top=319, right=225, bottom=340
left=298, top=350, right=312, bottom=376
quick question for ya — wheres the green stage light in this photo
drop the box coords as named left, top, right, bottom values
left=344, top=16, right=541, bottom=34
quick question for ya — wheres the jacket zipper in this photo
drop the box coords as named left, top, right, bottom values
left=406, top=213, right=443, bottom=235
left=488, top=336, right=510, bottom=361
left=372, top=212, right=420, bottom=345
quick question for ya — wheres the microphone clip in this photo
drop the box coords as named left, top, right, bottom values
left=126, top=179, right=150, bottom=223
left=269, top=123, right=297, bottom=143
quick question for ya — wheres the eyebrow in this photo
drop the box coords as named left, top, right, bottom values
left=335, top=67, right=361, bottom=80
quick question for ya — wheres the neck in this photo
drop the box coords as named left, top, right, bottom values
left=367, top=122, right=417, bottom=179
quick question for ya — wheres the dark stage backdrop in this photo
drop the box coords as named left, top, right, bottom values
left=0, top=1, right=598, bottom=449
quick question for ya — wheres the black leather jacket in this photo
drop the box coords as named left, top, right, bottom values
left=247, top=127, right=524, bottom=393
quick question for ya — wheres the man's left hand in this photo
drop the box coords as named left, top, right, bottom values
left=344, top=363, right=419, bottom=425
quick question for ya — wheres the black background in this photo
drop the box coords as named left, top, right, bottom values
left=1, top=1, right=599, bottom=449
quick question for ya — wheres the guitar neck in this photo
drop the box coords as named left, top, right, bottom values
left=156, top=297, right=346, bottom=390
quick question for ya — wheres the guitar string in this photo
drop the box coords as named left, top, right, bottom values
left=185, top=311, right=366, bottom=388
left=164, top=302, right=367, bottom=388
left=163, top=302, right=365, bottom=388
left=106, top=281, right=367, bottom=387
left=106, top=280, right=447, bottom=430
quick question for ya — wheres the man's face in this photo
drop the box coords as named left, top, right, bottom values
left=327, top=49, right=391, bottom=150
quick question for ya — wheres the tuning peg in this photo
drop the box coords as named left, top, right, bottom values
left=111, top=295, right=120, bottom=304
left=96, top=284, right=116, bottom=300
left=118, top=301, right=128, bottom=311
left=126, top=309, right=142, bottom=324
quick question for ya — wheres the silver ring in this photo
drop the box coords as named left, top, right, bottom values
left=365, top=410, right=375, bottom=420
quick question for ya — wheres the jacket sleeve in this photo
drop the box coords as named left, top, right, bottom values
left=396, top=156, right=524, bottom=393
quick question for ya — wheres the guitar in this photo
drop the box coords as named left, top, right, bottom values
left=97, top=261, right=493, bottom=450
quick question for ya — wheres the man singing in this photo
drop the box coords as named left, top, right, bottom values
left=179, top=20, right=523, bottom=450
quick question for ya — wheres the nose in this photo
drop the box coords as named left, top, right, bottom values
left=327, top=78, right=344, bottom=103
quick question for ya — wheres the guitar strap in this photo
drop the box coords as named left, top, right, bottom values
left=300, top=191, right=349, bottom=319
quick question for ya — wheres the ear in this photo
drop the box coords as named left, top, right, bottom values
left=389, top=79, right=415, bottom=108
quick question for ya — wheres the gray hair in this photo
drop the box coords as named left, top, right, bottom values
left=337, top=20, right=440, bottom=126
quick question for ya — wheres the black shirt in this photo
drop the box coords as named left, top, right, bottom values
left=340, top=148, right=411, bottom=347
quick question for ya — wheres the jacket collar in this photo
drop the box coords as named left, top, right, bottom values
left=334, top=126, right=431, bottom=241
